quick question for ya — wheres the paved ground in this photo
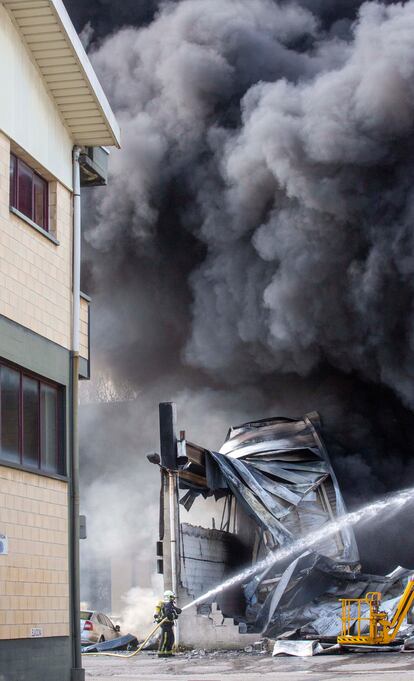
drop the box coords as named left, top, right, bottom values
left=83, top=650, right=414, bottom=680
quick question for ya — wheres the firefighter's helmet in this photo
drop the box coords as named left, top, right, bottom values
left=164, top=590, right=176, bottom=601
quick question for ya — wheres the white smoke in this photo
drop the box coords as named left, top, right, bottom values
left=117, top=585, right=161, bottom=638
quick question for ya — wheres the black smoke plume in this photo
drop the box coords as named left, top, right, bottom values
left=63, top=0, right=164, bottom=43
left=64, top=0, right=414, bottom=575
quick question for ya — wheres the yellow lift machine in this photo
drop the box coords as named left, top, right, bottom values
left=338, top=579, right=414, bottom=645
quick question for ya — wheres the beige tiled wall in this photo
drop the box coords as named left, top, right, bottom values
left=0, top=466, right=69, bottom=639
left=0, top=130, right=73, bottom=350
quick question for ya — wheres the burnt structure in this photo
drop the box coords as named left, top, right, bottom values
left=156, top=410, right=371, bottom=646
left=156, top=408, right=414, bottom=645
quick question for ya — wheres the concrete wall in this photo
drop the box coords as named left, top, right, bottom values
left=162, top=474, right=258, bottom=649
left=177, top=523, right=258, bottom=648
left=180, top=524, right=232, bottom=598
left=0, top=5, right=73, bottom=189
left=0, top=636, right=71, bottom=681
left=178, top=602, right=258, bottom=650
left=0, top=466, right=69, bottom=639
left=0, top=314, right=71, bottom=389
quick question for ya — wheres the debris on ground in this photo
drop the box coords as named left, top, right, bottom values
left=82, top=633, right=138, bottom=653
left=271, top=638, right=414, bottom=657
left=180, top=634, right=414, bottom=659
left=273, top=640, right=324, bottom=657
left=184, top=647, right=268, bottom=661
left=403, top=636, right=414, bottom=650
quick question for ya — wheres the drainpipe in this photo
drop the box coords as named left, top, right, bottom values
left=168, top=469, right=178, bottom=592
left=169, top=469, right=181, bottom=646
left=73, top=146, right=81, bottom=356
left=159, top=402, right=180, bottom=645
left=70, top=146, right=84, bottom=681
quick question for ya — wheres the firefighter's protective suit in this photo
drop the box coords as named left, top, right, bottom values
left=154, top=591, right=182, bottom=656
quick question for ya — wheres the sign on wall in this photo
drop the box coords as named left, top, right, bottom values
left=31, top=628, right=43, bottom=638
left=0, top=534, right=8, bottom=555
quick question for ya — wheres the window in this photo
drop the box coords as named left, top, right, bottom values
left=40, top=384, right=58, bottom=473
left=0, top=362, right=64, bottom=476
left=0, top=367, right=20, bottom=464
left=9, top=154, right=48, bottom=231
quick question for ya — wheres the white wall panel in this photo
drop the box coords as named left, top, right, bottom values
left=0, top=5, right=73, bottom=188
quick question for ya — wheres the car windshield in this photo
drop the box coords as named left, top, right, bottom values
left=80, top=611, right=93, bottom=621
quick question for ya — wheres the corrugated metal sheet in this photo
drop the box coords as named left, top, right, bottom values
left=3, top=0, right=120, bottom=147
left=179, top=412, right=364, bottom=637
left=218, top=412, right=358, bottom=563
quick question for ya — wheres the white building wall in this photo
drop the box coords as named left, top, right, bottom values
left=0, top=4, right=73, bottom=189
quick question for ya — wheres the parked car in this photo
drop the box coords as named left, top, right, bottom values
left=80, top=610, right=121, bottom=646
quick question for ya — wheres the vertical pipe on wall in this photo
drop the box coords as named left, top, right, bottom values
left=72, top=148, right=81, bottom=354
left=159, top=402, right=180, bottom=646
left=168, top=469, right=178, bottom=595
left=168, top=470, right=179, bottom=646
left=70, top=146, right=84, bottom=681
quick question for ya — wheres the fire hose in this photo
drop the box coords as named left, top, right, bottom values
left=82, top=617, right=168, bottom=658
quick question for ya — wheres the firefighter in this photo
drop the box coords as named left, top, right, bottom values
left=154, top=590, right=182, bottom=657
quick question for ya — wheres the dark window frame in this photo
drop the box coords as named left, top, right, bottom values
left=0, top=358, right=65, bottom=477
left=9, top=153, right=49, bottom=231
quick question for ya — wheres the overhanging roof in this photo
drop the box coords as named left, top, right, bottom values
left=3, top=0, right=120, bottom=148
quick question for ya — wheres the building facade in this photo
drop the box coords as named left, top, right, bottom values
left=0, top=2, right=119, bottom=680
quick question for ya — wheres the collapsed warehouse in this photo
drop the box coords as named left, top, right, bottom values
left=152, top=406, right=413, bottom=648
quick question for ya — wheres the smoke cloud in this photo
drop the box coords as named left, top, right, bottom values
left=63, top=0, right=164, bottom=44
left=82, top=0, right=414, bottom=406
left=118, top=585, right=161, bottom=639
left=65, top=0, right=414, bottom=603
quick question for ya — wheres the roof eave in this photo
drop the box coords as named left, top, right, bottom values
left=51, top=0, right=120, bottom=148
